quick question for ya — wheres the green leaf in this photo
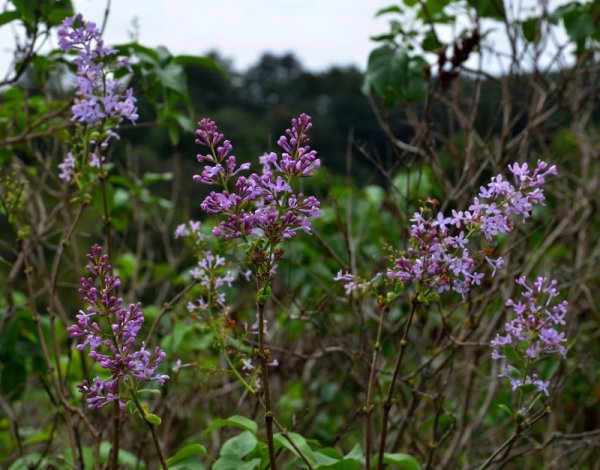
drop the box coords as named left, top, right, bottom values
left=273, top=432, right=318, bottom=466
left=212, top=456, right=260, bottom=470
left=172, top=55, right=225, bottom=75
left=467, top=0, right=505, bottom=20
left=363, top=45, right=425, bottom=105
left=137, top=388, right=162, bottom=397
left=345, top=443, right=364, bottom=461
left=1, top=360, right=26, bottom=400
left=423, top=0, right=451, bottom=17
left=113, top=42, right=161, bottom=64
left=9, top=453, right=47, bottom=470
left=521, top=17, right=540, bottom=43
left=155, top=63, right=187, bottom=95
left=0, top=10, right=19, bottom=28
left=363, top=45, right=407, bottom=103
left=145, top=413, right=162, bottom=425
left=220, top=431, right=257, bottom=458
left=205, top=415, right=258, bottom=434
left=142, top=171, right=174, bottom=186
left=47, top=8, right=74, bottom=26
left=318, top=459, right=359, bottom=470
left=165, top=444, right=207, bottom=466
left=371, top=453, right=421, bottom=470
left=99, top=442, right=143, bottom=467
left=375, top=5, right=404, bottom=17
left=422, top=31, right=441, bottom=51
left=563, top=8, right=594, bottom=43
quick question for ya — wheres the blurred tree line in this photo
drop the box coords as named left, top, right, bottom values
left=127, top=52, right=388, bottom=187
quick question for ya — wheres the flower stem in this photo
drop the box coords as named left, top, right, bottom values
left=365, top=304, right=389, bottom=468
left=257, top=299, right=277, bottom=470
left=376, top=295, right=420, bottom=470
left=132, top=395, right=167, bottom=470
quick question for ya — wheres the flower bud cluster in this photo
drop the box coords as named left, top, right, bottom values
left=491, top=276, right=567, bottom=396
left=67, top=244, right=167, bottom=409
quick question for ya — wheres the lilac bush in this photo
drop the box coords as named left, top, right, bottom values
left=67, top=244, right=167, bottom=409
left=187, top=114, right=321, bottom=469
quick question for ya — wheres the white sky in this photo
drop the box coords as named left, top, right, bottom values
left=0, top=0, right=574, bottom=78
left=1, top=0, right=393, bottom=73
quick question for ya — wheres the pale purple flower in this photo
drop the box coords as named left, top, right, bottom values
left=58, top=153, right=76, bottom=181
left=492, top=276, right=567, bottom=397
left=59, top=14, right=138, bottom=127
left=385, top=161, right=556, bottom=297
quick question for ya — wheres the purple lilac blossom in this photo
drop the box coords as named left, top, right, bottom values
left=491, top=276, right=567, bottom=396
left=58, top=14, right=138, bottom=126
left=383, top=160, right=556, bottom=296
left=67, top=244, right=167, bottom=409
left=57, top=14, right=138, bottom=180
left=58, top=153, right=76, bottom=181
left=193, top=114, right=321, bottom=243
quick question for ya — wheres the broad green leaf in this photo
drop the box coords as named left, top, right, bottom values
left=220, top=431, right=257, bottom=458
left=113, top=42, right=160, bottom=64
left=363, top=45, right=408, bottom=103
left=521, top=17, right=540, bottom=43
left=172, top=55, right=225, bottom=75
left=371, top=453, right=421, bottom=470
left=383, top=453, right=421, bottom=470
left=318, top=459, right=359, bottom=470
left=1, top=360, right=26, bottom=400
left=212, top=456, right=260, bottom=470
left=363, top=45, right=425, bottom=104
left=345, top=443, right=364, bottom=461
left=467, top=0, right=505, bottom=19
left=0, top=10, right=19, bottom=27
left=169, top=459, right=206, bottom=470
left=99, top=442, right=143, bottom=467
left=47, top=8, right=74, bottom=25
left=165, top=444, right=207, bottom=466
left=154, top=63, right=187, bottom=95
left=273, top=432, right=318, bottom=466
left=205, top=415, right=258, bottom=434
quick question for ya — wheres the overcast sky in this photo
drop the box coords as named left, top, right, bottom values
left=0, top=0, right=574, bottom=78
left=1, top=0, right=393, bottom=73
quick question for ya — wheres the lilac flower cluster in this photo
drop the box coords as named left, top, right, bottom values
left=67, top=245, right=167, bottom=409
left=193, top=114, right=321, bottom=243
left=491, top=276, right=567, bottom=396
left=383, top=161, right=556, bottom=296
left=333, top=271, right=382, bottom=296
left=58, top=14, right=138, bottom=126
left=57, top=14, right=138, bottom=181
left=174, top=221, right=251, bottom=316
